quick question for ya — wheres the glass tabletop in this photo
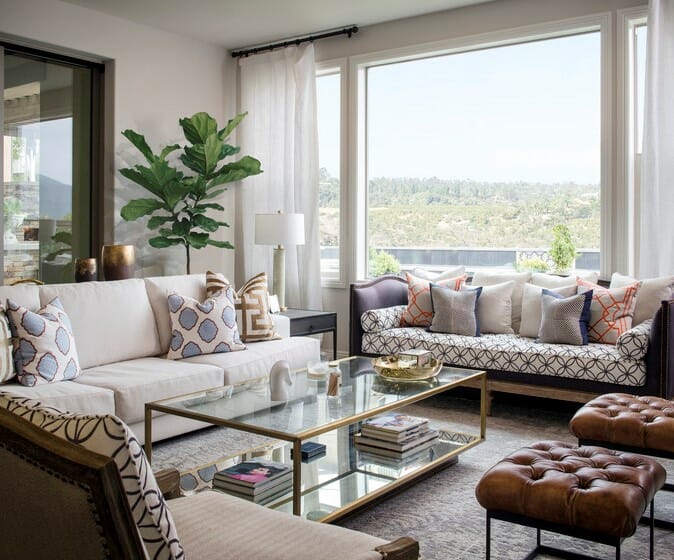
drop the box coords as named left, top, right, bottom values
left=150, top=356, right=484, bottom=440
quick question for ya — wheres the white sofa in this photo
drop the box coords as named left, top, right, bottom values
left=0, top=274, right=320, bottom=442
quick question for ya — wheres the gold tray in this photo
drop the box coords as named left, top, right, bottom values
left=372, top=356, right=442, bottom=381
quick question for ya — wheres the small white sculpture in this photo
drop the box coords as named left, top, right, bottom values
left=269, top=360, right=292, bottom=401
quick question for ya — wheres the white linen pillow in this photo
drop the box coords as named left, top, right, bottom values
left=531, top=271, right=599, bottom=288
left=471, top=281, right=515, bottom=334
left=470, top=271, right=531, bottom=333
left=411, top=266, right=465, bottom=281
left=610, top=272, right=674, bottom=325
left=0, top=307, right=14, bottom=383
left=520, top=283, right=578, bottom=338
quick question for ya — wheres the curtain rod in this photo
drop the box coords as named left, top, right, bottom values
left=231, top=25, right=358, bottom=58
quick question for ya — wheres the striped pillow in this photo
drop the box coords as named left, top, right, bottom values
left=0, top=307, right=14, bottom=383
left=206, top=271, right=278, bottom=342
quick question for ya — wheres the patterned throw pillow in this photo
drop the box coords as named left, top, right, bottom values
left=0, top=392, right=184, bottom=560
left=538, top=289, right=592, bottom=346
left=206, top=271, right=278, bottom=342
left=6, top=297, right=80, bottom=387
left=167, top=289, right=245, bottom=360
left=429, top=285, right=482, bottom=336
left=401, top=272, right=466, bottom=327
left=0, top=307, right=14, bottom=383
left=577, top=279, right=641, bottom=344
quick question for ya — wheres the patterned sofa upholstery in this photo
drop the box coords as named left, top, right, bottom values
left=350, top=275, right=674, bottom=407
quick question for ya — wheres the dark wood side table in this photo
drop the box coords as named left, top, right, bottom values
left=279, top=308, right=338, bottom=360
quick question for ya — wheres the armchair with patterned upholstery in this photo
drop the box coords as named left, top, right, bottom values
left=0, top=392, right=419, bottom=560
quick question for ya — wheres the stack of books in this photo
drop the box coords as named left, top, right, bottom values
left=354, top=413, right=439, bottom=459
left=212, top=460, right=293, bottom=504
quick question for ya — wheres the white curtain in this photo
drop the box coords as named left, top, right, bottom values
left=235, top=44, right=322, bottom=310
left=638, top=0, right=674, bottom=277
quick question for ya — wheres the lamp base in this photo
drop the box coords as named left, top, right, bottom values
left=272, top=245, right=286, bottom=310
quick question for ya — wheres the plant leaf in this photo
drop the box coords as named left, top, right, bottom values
left=193, top=214, right=219, bottom=232
left=181, top=134, right=222, bottom=178
left=187, top=232, right=209, bottom=249
left=51, top=231, right=72, bottom=245
left=206, top=239, right=235, bottom=250
left=220, top=144, right=240, bottom=158
left=194, top=202, right=225, bottom=212
left=208, top=156, right=263, bottom=188
left=159, top=144, right=181, bottom=161
left=122, top=129, right=156, bottom=163
left=164, top=180, right=190, bottom=210
left=147, top=215, right=174, bottom=230
left=172, top=218, right=192, bottom=236
left=149, top=236, right=184, bottom=248
left=120, top=198, right=165, bottom=221
left=202, top=188, right=226, bottom=201
left=180, top=112, right=217, bottom=145
left=120, top=167, right=163, bottom=198
left=218, top=112, right=247, bottom=141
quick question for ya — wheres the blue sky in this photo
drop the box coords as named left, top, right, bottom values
left=318, top=31, right=602, bottom=185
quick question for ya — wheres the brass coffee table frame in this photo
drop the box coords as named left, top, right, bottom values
left=145, top=361, right=487, bottom=519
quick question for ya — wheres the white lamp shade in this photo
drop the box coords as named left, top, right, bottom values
left=255, top=213, right=305, bottom=246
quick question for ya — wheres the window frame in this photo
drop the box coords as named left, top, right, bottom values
left=617, top=7, right=648, bottom=276
left=348, top=13, right=613, bottom=279
left=316, top=58, right=348, bottom=288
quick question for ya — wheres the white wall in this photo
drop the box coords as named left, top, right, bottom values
left=311, top=0, right=646, bottom=356
left=0, top=0, right=238, bottom=277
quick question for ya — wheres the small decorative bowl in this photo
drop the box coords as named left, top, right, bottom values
left=372, top=355, right=442, bottom=381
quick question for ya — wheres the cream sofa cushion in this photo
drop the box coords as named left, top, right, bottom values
left=1, top=380, right=115, bottom=415
left=75, top=357, right=223, bottom=424
left=610, top=272, right=674, bottom=325
left=0, top=284, right=41, bottom=310
left=184, top=336, right=320, bottom=385
left=471, top=271, right=531, bottom=333
left=168, top=490, right=385, bottom=560
left=520, top=283, right=578, bottom=338
left=40, top=280, right=161, bottom=369
left=145, top=274, right=207, bottom=353
left=531, top=271, right=599, bottom=288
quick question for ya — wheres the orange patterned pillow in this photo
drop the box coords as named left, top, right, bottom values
left=401, top=272, right=466, bottom=327
left=576, top=278, right=641, bottom=344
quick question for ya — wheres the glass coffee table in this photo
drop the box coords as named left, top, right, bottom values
left=145, top=356, right=487, bottom=521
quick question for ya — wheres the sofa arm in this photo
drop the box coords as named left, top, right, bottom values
left=616, top=320, right=651, bottom=361
left=374, top=537, right=420, bottom=560
left=350, top=275, right=408, bottom=355
left=361, top=306, right=406, bottom=333
left=155, top=468, right=181, bottom=499
left=646, top=298, right=674, bottom=398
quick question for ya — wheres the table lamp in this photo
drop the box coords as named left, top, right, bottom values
left=255, top=211, right=305, bottom=310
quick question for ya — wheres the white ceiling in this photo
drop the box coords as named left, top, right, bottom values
left=61, top=0, right=494, bottom=50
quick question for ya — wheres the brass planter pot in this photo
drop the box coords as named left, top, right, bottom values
left=101, top=245, right=135, bottom=281
left=74, top=258, right=98, bottom=282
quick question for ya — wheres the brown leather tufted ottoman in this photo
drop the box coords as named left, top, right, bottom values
left=475, top=441, right=666, bottom=559
left=570, top=393, right=674, bottom=529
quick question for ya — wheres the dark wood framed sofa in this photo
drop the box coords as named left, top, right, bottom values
left=350, top=275, right=674, bottom=411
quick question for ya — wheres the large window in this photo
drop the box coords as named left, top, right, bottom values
left=1, top=45, right=102, bottom=284
left=364, top=31, right=601, bottom=275
left=316, top=66, right=343, bottom=284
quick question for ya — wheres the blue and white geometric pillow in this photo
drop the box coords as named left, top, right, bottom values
left=166, top=288, right=246, bottom=360
left=0, top=392, right=185, bottom=560
left=6, top=297, right=81, bottom=387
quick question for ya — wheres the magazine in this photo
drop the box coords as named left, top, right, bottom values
left=354, top=437, right=439, bottom=459
left=361, top=413, right=428, bottom=434
left=354, top=429, right=439, bottom=452
left=361, top=423, right=430, bottom=443
left=213, top=460, right=292, bottom=488
left=214, top=476, right=292, bottom=498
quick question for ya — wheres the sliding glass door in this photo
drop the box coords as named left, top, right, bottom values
left=1, top=45, right=102, bottom=284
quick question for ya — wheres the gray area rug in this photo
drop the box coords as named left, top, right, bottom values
left=152, top=395, right=674, bottom=559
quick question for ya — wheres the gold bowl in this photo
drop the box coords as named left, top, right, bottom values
left=372, top=355, right=442, bottom=381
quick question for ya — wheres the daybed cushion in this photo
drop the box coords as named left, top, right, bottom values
left=0, top=284, right=41, bottom=310
left=167, top=490, right=385, bottom=560
left=145, top=274, right=207, bottom=354
left=362, top=328, right=646, bottom=386
left=1, top=380, right=115, bottom=415
left=40, top=280, right=162, bottom=369
left=183, top=336, right=320, bottom=385
left=470, top=271, right=531, bottom=333
left=74, top=357, right=224, bottom=424
left=611, top=272, right=674, bottom=326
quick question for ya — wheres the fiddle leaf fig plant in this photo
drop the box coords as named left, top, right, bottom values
left=119, top=112, right=262, bottom=273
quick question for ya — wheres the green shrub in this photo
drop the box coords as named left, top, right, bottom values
left=515, top=257, right=549, bottom=273
left=549, top=224, right=577, bottom=272
left=369, top=248, right=401, bottom=276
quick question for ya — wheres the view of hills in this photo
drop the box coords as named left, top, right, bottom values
left=318, top=169, right=600, bottom=250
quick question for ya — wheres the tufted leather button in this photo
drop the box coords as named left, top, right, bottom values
left=476, top=440, right=666, bottom=539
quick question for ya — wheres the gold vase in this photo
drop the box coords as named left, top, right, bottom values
left=101, top=245, right=135, bottom=281
left=74, top=257, right=98, bottom=282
